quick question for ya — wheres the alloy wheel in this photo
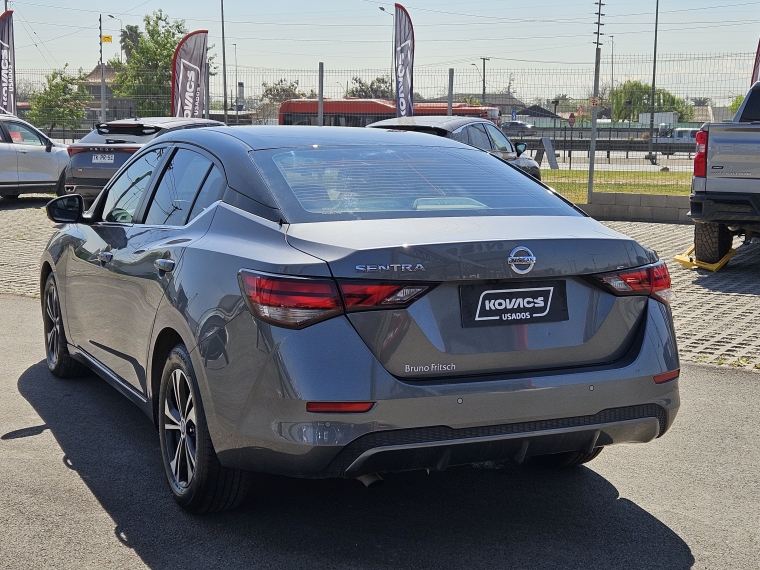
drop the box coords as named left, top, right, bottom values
left=44, top=283, right=61, bottom=367
left=162, top=369, right=197, bottom=489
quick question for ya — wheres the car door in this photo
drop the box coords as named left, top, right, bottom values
left=0, top=125, right=18, bottom=190
left=5, top=120, right=59, bottom=188
left=64, top=147, right=169, bottom=393
left=485, top=123, right=518, bottom=162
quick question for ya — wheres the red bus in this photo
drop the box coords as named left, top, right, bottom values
left=278, top=99, right=501, bottom=127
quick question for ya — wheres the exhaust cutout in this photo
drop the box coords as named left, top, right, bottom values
left=357, top=473, right=384, bottom=488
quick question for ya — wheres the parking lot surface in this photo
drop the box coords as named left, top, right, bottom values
left=4, top=195, right=760, bottom=368
left=1, top=294, right=758, bottom=569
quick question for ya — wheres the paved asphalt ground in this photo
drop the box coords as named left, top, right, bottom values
left=1, top=196, right=759, bottom=568
left=1, top=294, right=759, bottom=569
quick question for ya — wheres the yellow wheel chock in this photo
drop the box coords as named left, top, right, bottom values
left=674, top=244, right=736, bottom=272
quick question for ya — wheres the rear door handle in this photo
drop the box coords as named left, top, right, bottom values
left=154, top=258, right=175, bottom=273
left=96, top=251, right=113, bottom=264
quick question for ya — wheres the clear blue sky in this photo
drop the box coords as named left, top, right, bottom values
left=6, top=0, right=759, bottom=71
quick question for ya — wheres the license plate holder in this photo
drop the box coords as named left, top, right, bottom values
left=460, top=280, right=569, bottom=328
left=92, top=154, right=114, bottom=164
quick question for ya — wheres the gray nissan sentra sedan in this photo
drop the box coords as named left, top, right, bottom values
left=41, top=126, right=680, bottom=513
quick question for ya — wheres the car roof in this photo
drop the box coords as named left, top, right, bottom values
left=101, top=117, right=224, bottom=128
left=159, top=124, right=470, bottom=150
left=366, top=115, right=490, bottom=132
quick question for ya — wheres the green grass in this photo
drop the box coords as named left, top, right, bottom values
left=542, top=170, right=691, bottom=204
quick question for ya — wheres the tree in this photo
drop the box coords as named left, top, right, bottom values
left=691, top=96, right=712, bottom=106
left=728, top=95, right=745, bottom=115
left=457, top=95, right=480, bottom=105
left=109, top=10, right=188, bottom=116
left=610, top=80, right=693, bottom=122
left=26, top=65, right=90, bottom=134
left=261, top=79, right=315, bottom=103
left=120, top=24, right=140, bottom=62
left=346, top=76, right=392, bottom=99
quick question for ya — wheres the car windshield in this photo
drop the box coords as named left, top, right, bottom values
left=250, top=145, right=578, bottom=222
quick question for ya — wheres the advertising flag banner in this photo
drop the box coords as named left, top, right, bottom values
left=171, top=30, right=208, bottom=118
left=0, top=11, right=16, bottom=116
left=752, top=37, right=760, bottom=85
left=394, top=4, right=414, bottom=117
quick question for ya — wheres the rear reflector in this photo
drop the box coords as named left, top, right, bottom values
left=595, top=261, right=672, bottom=304
left=238, top=270, right=342, bottom=329
left=306, top=402, right=375, bottom=413
left=653, top=370, right=679, bottom=384
left=339, top=282, right=430, bottom=311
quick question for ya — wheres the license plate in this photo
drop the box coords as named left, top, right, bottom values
left=460, top=280, right=569, bottom=328
left=92, top=154, right=114, bottom=164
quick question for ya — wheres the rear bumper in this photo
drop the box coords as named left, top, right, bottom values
left=689, top=191, right=760, bottom=225
left=202, top=298, right=680, bottom=479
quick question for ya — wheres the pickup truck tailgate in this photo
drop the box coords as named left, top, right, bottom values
left=704, top=123, right=760, bottom=194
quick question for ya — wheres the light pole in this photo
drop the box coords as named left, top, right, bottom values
left=379, top=6, right=394, bottom=99
left=220, top=0, right=228, bottom=124
left=108, top=15, right=123, bottom=64
left=233, top=42, right=238, bottom=123
left=647, top=0, right=660, bottom=164
left=99, top=14, right=105, bottom=122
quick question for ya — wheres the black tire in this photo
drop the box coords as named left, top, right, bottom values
left=529, top=447, right=604, bottom=468
left=55, top=172, right=66, bottom=197
left=158, top=344, right=251, bottom=513
left=42, top=273, right=88, bottom=378
left=529, top=167, right=542, bottom=181
left=694, top=222, right=731, bottom=265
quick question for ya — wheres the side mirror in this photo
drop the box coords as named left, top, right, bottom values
left=515, top=142, right=527, bottom=157
left=45, top=139, right=53, bottom=152
left=46, top=194, right=83, bottom=224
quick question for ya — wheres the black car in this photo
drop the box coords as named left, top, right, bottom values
left=368, top=116, right=542, bottom=180
left=63, top=117, right=223, bottom=200
left=501, top=120, right=535, bottom=138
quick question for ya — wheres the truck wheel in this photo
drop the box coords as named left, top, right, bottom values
left=694, top=223, right=731, bottom=264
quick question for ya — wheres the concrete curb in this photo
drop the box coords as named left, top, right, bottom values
left=578, top=193, right=691, bottom=224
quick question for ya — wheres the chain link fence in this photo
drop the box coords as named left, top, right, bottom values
left=16, top=52, right=755, bottom=203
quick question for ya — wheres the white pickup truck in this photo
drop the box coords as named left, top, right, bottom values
left=690, top=82, right=760, bottom=263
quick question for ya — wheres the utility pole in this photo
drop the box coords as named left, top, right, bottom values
left=99, top=14, right=105, bottom=122
left=221, top=0, right=228, bottom=124
left=480, top=57, right=489, bottom=105
left=587, top=0, right=604, bottom=204
left=647, top=0, right=660, bottom=164
left=233, top=42, right=238, bottom=123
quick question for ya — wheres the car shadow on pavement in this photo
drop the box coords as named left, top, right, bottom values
left=16, top=361, right=694, bottom=570
left=0, top=195, right=53, bottom=210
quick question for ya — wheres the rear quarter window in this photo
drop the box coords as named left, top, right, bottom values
left=739, top=90, right=760, bottom=122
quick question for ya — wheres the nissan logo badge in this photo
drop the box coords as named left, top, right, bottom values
left=508, top=246, right=536, bottom=275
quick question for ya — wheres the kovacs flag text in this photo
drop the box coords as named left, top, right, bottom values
left=394, top=4, right=414, bottom=117
left=171, top=30, right=208, bottom=118
left=0, top=11, right=16, bottom=116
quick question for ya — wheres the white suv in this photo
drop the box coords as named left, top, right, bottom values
left=0, top=115, right=69, bottom=199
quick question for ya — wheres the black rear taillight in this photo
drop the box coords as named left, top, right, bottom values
left=593, top=261, right=672, bottom=305
left=239, top=270, right=434, bottom=329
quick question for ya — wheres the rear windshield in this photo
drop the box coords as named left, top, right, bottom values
left=739, top=89, right=760, bottom=122
left=78, top=130, right=162, bottom=144
left=249, top=145, right=580, bottom=222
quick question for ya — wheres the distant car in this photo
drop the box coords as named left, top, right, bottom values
left=501, top=120, right=535, bottom=138
left=0, top=115, right=69, bottom=200
left=367, top=116, right=542, bottom=180
left=63, top=117, right=224, bottom=200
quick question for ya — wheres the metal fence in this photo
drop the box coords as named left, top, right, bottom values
left=16, top=52, right=755, bottom=203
